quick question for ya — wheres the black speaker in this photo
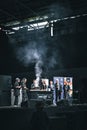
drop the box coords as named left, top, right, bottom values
left=0, top=75, right=11, bottom=106
left=57, top=99, right=69, bottom=106
left=21, top=101, right=28, bottom=108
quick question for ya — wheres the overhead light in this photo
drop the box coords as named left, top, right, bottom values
left=7, top=31, right=15, bottom=34
left=63, top=17, right=69, bottom=20
left=70, top=16, right=76, bottom=19
left=12, top=27, right=20, bottom=30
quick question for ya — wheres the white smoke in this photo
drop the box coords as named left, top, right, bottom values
left=35, top=60, right=43, bottom=86
left=15, top=41, right=47, bottom=84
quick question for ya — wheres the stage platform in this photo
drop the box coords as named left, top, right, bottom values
left=0, top=103, right=87, bottom=130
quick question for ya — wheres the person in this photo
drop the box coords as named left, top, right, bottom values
left=31, top=79, right=38, bottom=89
left=21, top=78, right=28, bottom=107
left=14, top=77, right=21, bottom=106
left=54, top=79, right=62, bottom=103
left=66, top=81, right=71, bottom=99
left=41, top=80, right=47, bottom=90
left=49, top=80, right=54, bottom=91
left=49, top=80, right=56, bottom=105
left=30, top=101, right=49, bottom=130
left=63, top=81, right=67, bottom=99
left=54, top=79, right=59, bottom=104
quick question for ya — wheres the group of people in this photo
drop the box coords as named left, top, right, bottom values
left=31, top=78, right=72, bottom=105
left=31, top=79, right=48, bottom=90
left=13, top=77, right=28, bottom=107
left=13, top=77, right=72, bottom=107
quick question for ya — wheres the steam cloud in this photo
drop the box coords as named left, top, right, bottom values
left=13, top=40, right=59, bottom=85
left=35, top=60, right=43, bottom=85
left=15, top=41, right=48, bottom=84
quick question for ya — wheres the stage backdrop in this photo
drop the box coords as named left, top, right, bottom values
left=53, top=76, right=73, bottom=100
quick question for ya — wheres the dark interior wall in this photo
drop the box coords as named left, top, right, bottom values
left=0, top=16, right=87, bottom=74
left=0, top=75, right=11, bottom=90
left=47, top=32, right=87, bottom=69
left=0, top=75, right=11, bottom=106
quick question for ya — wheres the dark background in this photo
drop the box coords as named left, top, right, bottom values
left=0, top=0, right=87, bottom=103
left=0, top=16, right=87, bottom=74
